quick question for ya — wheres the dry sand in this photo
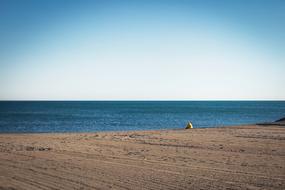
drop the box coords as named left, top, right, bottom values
left=0, top=125, right=284, bottom=190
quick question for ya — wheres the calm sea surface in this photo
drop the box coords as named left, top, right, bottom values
left=0, top=101, right=284, bottom=133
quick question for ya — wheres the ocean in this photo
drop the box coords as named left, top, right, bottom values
left=0, top=101, right=284, bottom=133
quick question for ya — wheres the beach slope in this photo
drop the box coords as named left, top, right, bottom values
left=0, top=125, right=284, bottom=190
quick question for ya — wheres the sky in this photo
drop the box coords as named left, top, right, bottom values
left=0, top=0, right=284, bottom=100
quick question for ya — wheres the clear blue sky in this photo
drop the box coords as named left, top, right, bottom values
left=0, top=0, right=284, bottom=100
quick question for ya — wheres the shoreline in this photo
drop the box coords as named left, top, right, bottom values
left=1, top=124, right=284, bottom=189
left=0, top=123, right=262, bottom=135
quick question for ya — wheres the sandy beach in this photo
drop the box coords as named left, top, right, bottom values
left=0, top=125, right=284, bottom=190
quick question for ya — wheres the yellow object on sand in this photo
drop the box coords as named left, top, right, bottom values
left=185, top=122, right=193, bottom=129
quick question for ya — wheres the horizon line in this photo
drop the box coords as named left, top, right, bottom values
left=0, top=99, right=284, bottom=102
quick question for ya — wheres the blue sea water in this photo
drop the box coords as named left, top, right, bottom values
left=0, top=101, right=284, bottom=133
